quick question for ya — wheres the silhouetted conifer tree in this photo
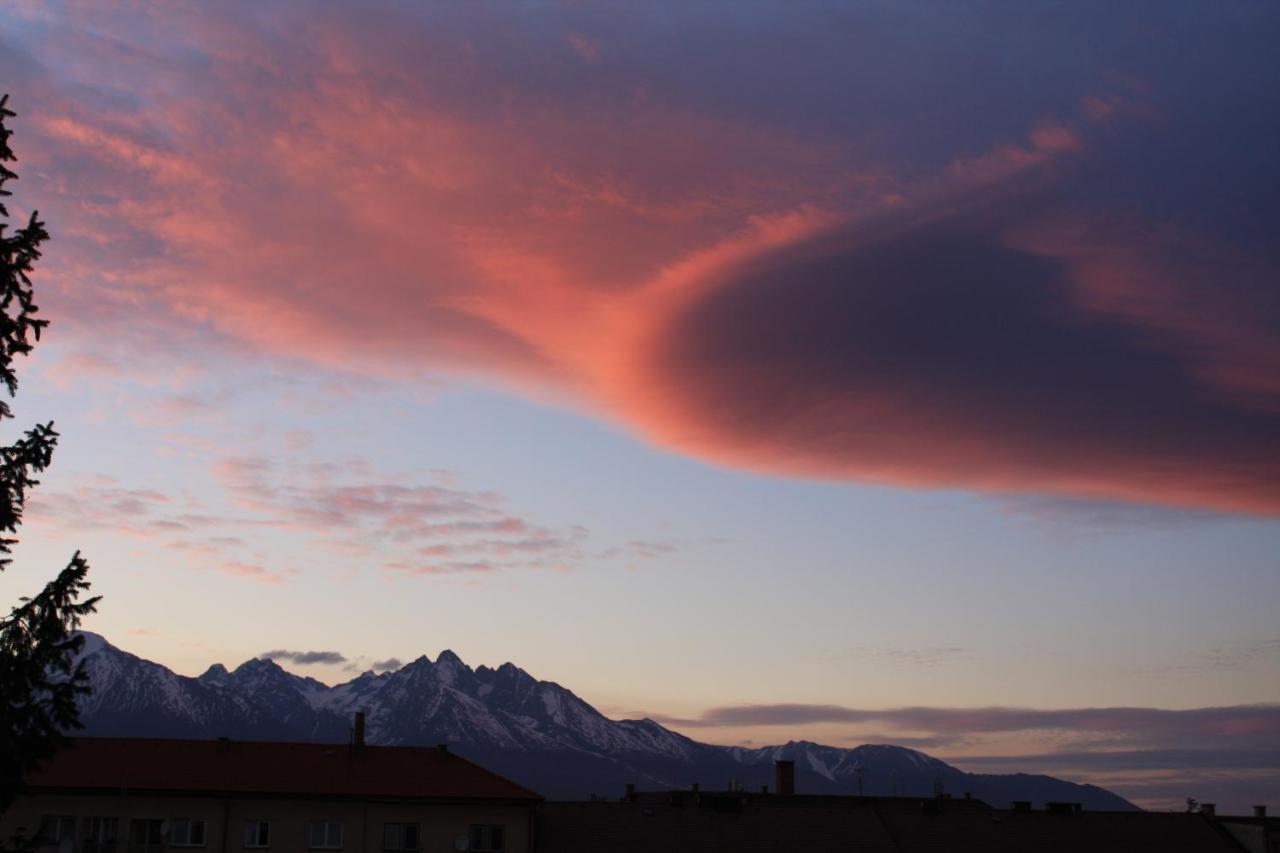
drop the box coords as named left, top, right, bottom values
left=0, top=94, right=99, bottom=815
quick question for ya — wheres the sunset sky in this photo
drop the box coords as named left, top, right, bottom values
left=1, top=2, right=1277, bottom=810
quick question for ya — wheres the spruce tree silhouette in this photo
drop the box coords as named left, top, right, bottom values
left=0, top=94, right=99, bottom=815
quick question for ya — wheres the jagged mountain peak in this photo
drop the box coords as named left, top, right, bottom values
left=225, top=656, right=331, bottom=699
left=68, top=633, right=1135, bottom=810
left=477, top=660, right=537, bottom=688
left=198, top=663, right=230, bottom=685
left=402, top=653, right=435, bottom=671
left=238, top=656, right=287, bottom=674
left=431, top=649, right=471, bottom=686
left=436, top=648, right=465, bottom=666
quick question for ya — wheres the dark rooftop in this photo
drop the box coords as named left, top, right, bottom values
left=539, top=799, right=901, bottom=853
left=538, top=792, right=1247, bottom=853
left=25, top=737, right=542, bottom=803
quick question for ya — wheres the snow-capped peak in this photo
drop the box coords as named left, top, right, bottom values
left=73, top=630, right=108, bottom=658
left=433, top=649, right=466, bottom=684
left=198, top=663, right=230, bottom=685
left=240, top=656, right=287, bottom=673
left=436, top=648, right=465, bottom=666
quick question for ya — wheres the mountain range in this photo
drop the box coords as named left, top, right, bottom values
left=70, top=633, right=1134, bottom=809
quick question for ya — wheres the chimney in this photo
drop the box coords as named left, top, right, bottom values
left=775, top=760, right=795, bottom=796
left=760, top=785, right=769, bottom=794
left=1254, top=805, right=1267, bottom=818
left=1201, top=803, right=1216, bottom=818
left=353, top=711, right=366, bottom=748
left=624, top=784, right=635, bottom=803
left=437, top=743, right=449, bottom=758
left=690, top=783, right=699, bottom=793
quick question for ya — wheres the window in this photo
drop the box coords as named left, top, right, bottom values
left=381, top=824, right=418, bottom=851
left=243, top=821, right=270, bottom=849
left=468, top=826, right=504, bottom=853
left=129, top=819, right=164, bottom=853
left=308, top=821, right=343, bottom=850
left=170, top=820, right=206, bottom=848
left=37, top=816, right=75, bottom=847
left=83, top=818, right=120, bottom=853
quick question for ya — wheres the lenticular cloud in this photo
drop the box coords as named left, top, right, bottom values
left=5, top=1, right=1278, bottom=513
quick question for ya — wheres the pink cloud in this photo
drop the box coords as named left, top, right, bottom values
left=218, top=560, right=286, bottom=585
left=207, top=453, right=592, bottom=576
left=7, top=2, right=1278, bottom=514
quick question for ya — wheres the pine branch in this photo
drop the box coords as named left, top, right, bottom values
left=0, top=93, right=98, bottom=815
left=0, top=553, right=98, bottom=811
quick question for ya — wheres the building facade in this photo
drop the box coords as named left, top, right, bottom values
left=2, top=736, right=541, bottom=853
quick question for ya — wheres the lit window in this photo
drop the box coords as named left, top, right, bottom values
left=469, top=826, right=504, bottom=852
left=381, top=824, right=418, bottom=851
left=308, top=821, right=343, bottom=850
left=244, top=821, right=270, bottom=849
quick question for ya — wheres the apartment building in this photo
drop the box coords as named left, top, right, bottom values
left=2, top=732, right=541, bottom=853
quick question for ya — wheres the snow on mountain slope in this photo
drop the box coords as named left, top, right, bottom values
left=71, top=632, right=315, bottom=740
left=68, top=633, right=1135, bottom=809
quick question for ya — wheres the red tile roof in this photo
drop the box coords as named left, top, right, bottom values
left=25, top=737, right=541, bottom=803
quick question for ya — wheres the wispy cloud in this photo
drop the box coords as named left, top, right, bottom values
left=1126, top=637, right=1280, bottom=678
left=211, top=453, right=591, bottom=577
left=662, top=703, right=1280, bottom=754
left=220, top=561, right=290, bottom=586
left=957, top=749, right=1280, bottom=773
left=818, top=646, right=968, bottom=668
left=261, top=649, right=347, bottom=666
left=951, top=751, right=1280, bottom=813
left=1206, top=638, right=1280, bottom=670
left=27, top=446, right=686, bottom=584
left=999, top=495, right=1231, bottom=535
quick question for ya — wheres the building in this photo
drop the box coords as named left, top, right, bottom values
left=1, top=732, right=542, bottom=853
left=538, top=793, right=904, bottom=852
left=7, top=741, right=1266, bottom=853
left=1211, top=805, right=1279, bottom=853
left=873, top=798, right=1251, bottom=853
left=536, top=771, right=1252, bottom=853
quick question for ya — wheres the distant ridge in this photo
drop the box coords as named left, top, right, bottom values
left=71, top=632, right=1134, bottom=809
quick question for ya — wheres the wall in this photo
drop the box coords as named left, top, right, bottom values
left=0, top=792, right=531, bottom=853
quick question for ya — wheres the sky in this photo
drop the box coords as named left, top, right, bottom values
left=1, top=0, right=1278, bottom=812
